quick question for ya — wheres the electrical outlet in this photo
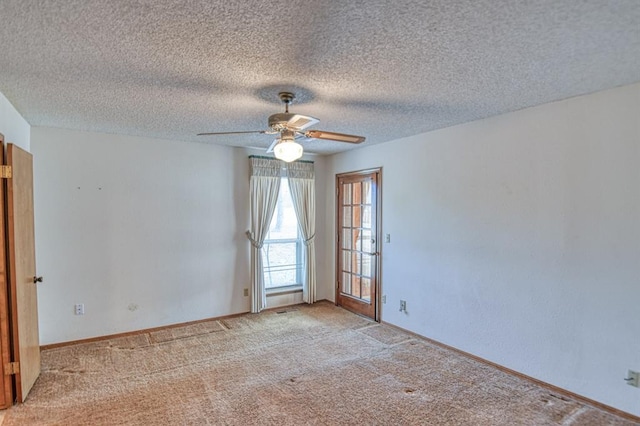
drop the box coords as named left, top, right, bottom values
left=625, top=370, right=639, bottom=387
left=385, top=234, right=391, bottom=243
left=399, top=300, right=407, bottom=312
left=382, top=295, right=386, bottom=304
left=243, top=288, right=249, bottom=297
left=74, top=303, right=85, bottom=315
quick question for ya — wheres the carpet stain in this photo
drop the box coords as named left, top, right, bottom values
left=61, top=368, right=86, bottom=374
left=549, top=392, right=572, bottom=402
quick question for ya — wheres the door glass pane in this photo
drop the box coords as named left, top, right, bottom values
left=342, top=229, right=351, bottom=250
left=342, top=250, right=351, bottom=272
left=352, top=229, right=362, bottom=251
left=352, top=206, right=361, bottom=228
left=342, top=273, right=351, bottom=295
left=353, top=182, right=362, bottom=204
left=361, top=278, right=371, bottom=302
left=361, top=229, right=372, bottom=253
left=362, top=254, right=372, bottom=277
left=352, top=276, right=361, bottom=298
left=343, top=206, right=352, bottom=227
left=353, top=253, right=362, bottom=275
left=363, top=180, right=372, bottom=204
left=343, top=183, right=352, bottom=205
left=362, top=206, right=372, bottom=229
left=353, top=252, right=360, bottom=274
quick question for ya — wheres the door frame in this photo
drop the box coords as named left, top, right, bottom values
left=335, top=167, right=382, bottom=321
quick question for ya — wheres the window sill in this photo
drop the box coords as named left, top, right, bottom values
left=266, top=285, right=303, bottom=296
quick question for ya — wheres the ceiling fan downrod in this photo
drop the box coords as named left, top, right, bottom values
left=279, top=92, right=294, bottom=113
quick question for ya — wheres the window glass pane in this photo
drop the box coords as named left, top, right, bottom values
left=363, top=180, right=372, bottom=204
left=266, top=179, right=298, bottom=240
left=353, top=182, right=362, bottom=204
left=262, top=177, right=302, bottom=288
left=343, top=206, right=352, bottom=227
left=262, top=242, right=299, bottom=288
left=361, top=278, right=371, bottom=302
left=342, top=273, right=351, bottom=295
left=342, top=183, right=352, bottom=205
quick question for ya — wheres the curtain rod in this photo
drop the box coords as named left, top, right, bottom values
left=248, top=155, right=314, bottom=164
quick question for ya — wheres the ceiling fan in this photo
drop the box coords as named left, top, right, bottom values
left=198, top=92, right=365, bottom=162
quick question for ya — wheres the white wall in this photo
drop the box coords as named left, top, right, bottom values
left=326, top=82, right=640, bottom=416
left=32, top=128, right=253, bottom=344
left=32, top=129, right=329, bottom=344
left=0, top=91, right=30, bottom=151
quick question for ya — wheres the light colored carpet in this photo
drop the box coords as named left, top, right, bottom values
left=2, top=302, right=637, bottom=425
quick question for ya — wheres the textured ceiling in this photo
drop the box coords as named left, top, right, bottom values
left=0, top=1, right=639, bottom=154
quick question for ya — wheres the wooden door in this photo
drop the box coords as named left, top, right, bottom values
left=0, top=137, right=14, bottom=408
left=6, top=143, right=40, bottom=402
left=336, top=169, right=381, bottom=320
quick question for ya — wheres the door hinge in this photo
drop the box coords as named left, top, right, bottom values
left=5, top=362, right=19, bottom=375
left=0, top=165, right=12, bottom=179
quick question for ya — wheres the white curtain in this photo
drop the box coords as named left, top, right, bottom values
left=286, top=161, right=316, bottom=304
left=247, top=157, right=282, bottom=313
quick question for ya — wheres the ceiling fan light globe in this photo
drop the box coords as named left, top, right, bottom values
left=274, top=140, right=303, bottom=162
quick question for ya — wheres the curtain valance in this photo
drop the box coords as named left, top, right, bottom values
left=285, top=161, right=314, bottom=179
left=250, top=157, right=282, bottom=177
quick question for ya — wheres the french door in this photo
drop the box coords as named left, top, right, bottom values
left=336, top=169, right=381, bottom=320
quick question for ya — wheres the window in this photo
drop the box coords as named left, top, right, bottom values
left=262, top=178, right=303, bottom=289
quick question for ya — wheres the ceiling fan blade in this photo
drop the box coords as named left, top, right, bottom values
left=266, top=139, right=279, bottom=153
left=197, top=130, right=267, bottom=136
left=305, top=130, right=365, bottom=144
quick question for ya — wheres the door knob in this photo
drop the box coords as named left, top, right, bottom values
left=33, top=276, right=43, bottom=283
